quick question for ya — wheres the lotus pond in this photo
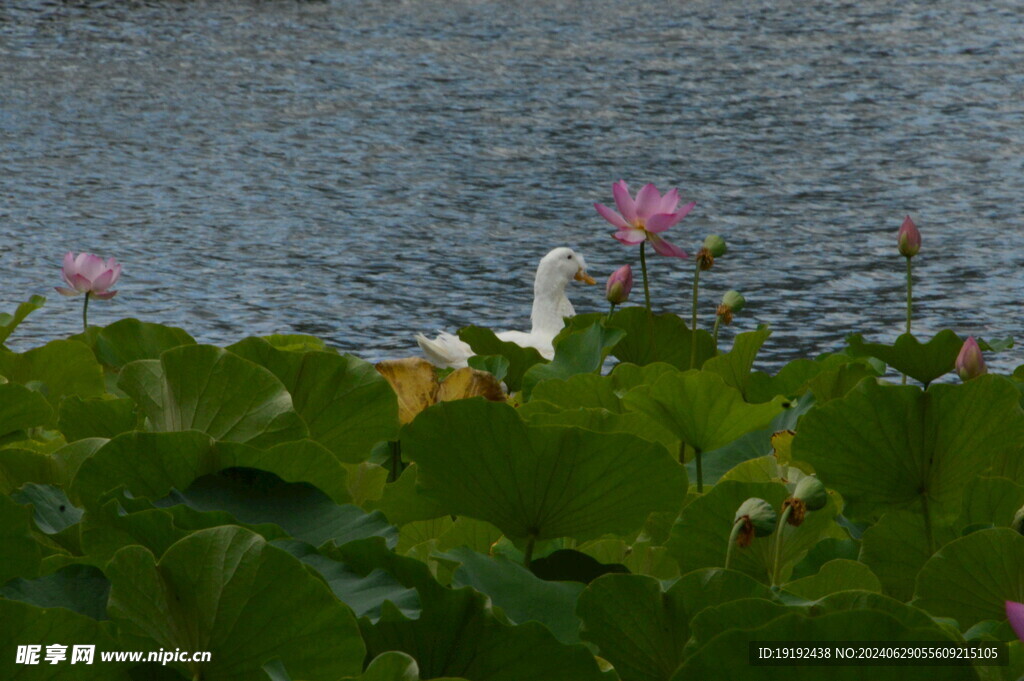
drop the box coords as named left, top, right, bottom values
left=1, top=233, right=1024, bottom=681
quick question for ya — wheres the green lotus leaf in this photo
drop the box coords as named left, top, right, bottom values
left=0, top=382, right=53, bottom=439
left=337, top=651, right=468, bottom=681
left=56, top=396, right=137, bottom=442
left=333, top=537, right=609, bottom=681
left=457, top=326, right=547, bottom=393
left=702, top=325, right=772, bottom=397
left=846, top=330, right=963, bottom=386
left=811, top=591, right=940, bottom=631
left=854, top=510, right=958, bottom=601
left=0, top=294, right=45, bottom=347
left=667, top=480, right=844, bottom=584
left=603, top=307, right=716, bottom=370
left=577, top=569, right=773, bottom=681
left=11, top=483, right=82, bottom=535
left=163, top=466, right=396, bottom=549
left=0, top=492, right=42, bottom=584
left=72, top=432, right=353, bottom=507
left=256, top=333, right=335, bottom=353
left=913, top=528, right=1024, bottom=629
left=790, top=538, right=860, bottom=580
left=792, top=375, right=1024, bottom=523
left=228, top=337, right=398, bottom=462
left=275, top=540, right=420, bottom=622
left=521, top=322, right=625, bottom=399
left=93, top=318, right=196, bottom=368
left=746, top=354, right=880, bottom=404
left=0, top=563, right=109, bottom=620
left=0, top=599, right=128, bottom=681
left=0, top=340, right=104, bottom=405
left=118, top=345, right=307, bottom=448
left=0, top=447, right=61, bottom=493
left=522, top=406, right=679, bottom=454
left=686, top=597, right=790, bottom=650
left=107, top=526, right=365, bottom=681
left=956, top=476, right=1024, bottom=531
left=806, top=362, right=878, bottom=403
left=782, top=559, right=881, bottom=600
left=51, top=438, right=107, bottom=490
left=365, top=463, right=449, bottom=527
left=467, top=354, right=510, bottom=382
left=673, top=610, right=967, bottom=681
left=402, top=399, right=687, bottom=543
left=624, top=370, right=785, bottom=454
left=437, top=546, right=585, bottom=645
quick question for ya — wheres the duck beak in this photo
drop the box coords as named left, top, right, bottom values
left=574, top=268, right=596, bottom=284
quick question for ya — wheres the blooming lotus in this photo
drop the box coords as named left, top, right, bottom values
left=56, top=252, right=122, bottom=299
left=605, top=265, right=633, bottom=305
left=955, top=336, right=987, bottom=381
left=594, top=181, right=694, bottom=258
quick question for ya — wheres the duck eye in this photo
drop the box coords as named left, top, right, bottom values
left=566, top=254, right=573, bottom=259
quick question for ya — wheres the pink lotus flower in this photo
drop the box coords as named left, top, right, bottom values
left=955, top=336, right=987, bottom=381
left=594, top=181, right=695, bottom=258
left=55, top=252, right=121, bottom=299
left=605, top=265, right=633, bottom=305
left=897, top=215, right=921, bottom=258
left=1008, top=601, right=1024, bottom=641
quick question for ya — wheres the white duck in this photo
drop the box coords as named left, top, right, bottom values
left=416, top=247, right=596, bottom=369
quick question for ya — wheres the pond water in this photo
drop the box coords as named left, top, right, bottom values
left=2, top=0, right=1022, bottom=374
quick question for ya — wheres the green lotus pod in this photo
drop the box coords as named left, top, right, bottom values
left=793, top=476, right=828, bottom=511
left=721, top=290, right=745, bottom=313
left=703, top=234, right=727, bottom=258
left=734, top=497, right=777, bottom=537
left=1013, top=505, right=1024, bottom=535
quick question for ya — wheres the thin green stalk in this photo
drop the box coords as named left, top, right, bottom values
left=388, top=440, right=402, bottom=483
left=921, top=493, right=935, bottom=557
left=694, top=445, right=703, bottom=494
left=606, top=302, right=616, bottom=322
left=82, top=292, right=91, bottom=333
left=770, top=505, right=793, bottom=586
left=725, top=519, right=743, bottom=570
left=523, top=534, right=537, bottom=569
left=903, top=257, right=912, bottom=385
left=689, top=262, right=701, bottom=369
left=712, top=315, right=723, bottom=352
left=639, top=242, right=652, bottom=312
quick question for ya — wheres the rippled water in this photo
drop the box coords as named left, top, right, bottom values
left=2, top=0, right=1022, bottom=374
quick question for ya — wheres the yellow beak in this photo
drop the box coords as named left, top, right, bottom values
left=574, top=269, right=596, bottom=285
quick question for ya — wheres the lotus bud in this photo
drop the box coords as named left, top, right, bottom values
left=605, top=265, right=633, bottom=305
left=1012, top=505, right=1024, bottom=535
left=955, top=337, right=987, bottom=382
left=1007, top=601, right=1024, bottom=643
left=793, top=476, right=828, bottom=511
left=733, top=497, right=776, bottom=547
left=703, top=234, right=727, bottom=258
left=897, top=215, right=921, bottom=258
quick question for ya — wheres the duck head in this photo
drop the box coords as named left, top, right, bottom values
left=537, top=247, right=596, bottom=289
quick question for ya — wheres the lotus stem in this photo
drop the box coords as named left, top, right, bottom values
left=639, top=242, right=652, bottom=312
left=921, top=493, right=935, bottom=557
left=689, top=443, right=704, bottom=494
left=903, top=257, right=912, bottom=385
left=82, top=292, right=90, bottom=333
left=712, top=315, right=722, bottom=352
left=725, top=519, right=743, bottom=570
left=388, top=441, right=402, bottom=483
left=523, top=534, right=537, bottom=569
left=607, top=302, right=616, bottom=322
left=689, top=261, right=701, bottom=369
left=770, top=505, right=793, bottom=586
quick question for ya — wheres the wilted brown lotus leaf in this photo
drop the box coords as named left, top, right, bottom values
left=375, top=358, right=506, bottom=425
left=375, top=358, right=440, bottom=425
left=436, top=367, right=506, bottom=404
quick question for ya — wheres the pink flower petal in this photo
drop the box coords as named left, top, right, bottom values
left=634, top=183, right=662, bottom=220
left=62, top=252, right=76, bottom=275
left=91, top=268, right=116, bottom=292
left=594, top=203, right=630, bottom=230
left=107, top=263, right=122, bottom=287
left=54, top=286, right=79, bottom=296
left=649, top=234, right=689, bottom=258
left=92, top=290, right=117, bottom=300
left=646, top=201, right=696, bottom=232
left=612, top=229, right=648, bottom=245
left=70, top=273, right=93, bottom=292
left=77, top=254, right=106, bottom=283
left=658, top=188, right=680, bottom=214
left=1007, top=601, right=1024, bottom=642
left=612, top=180, right=637, bottom=224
